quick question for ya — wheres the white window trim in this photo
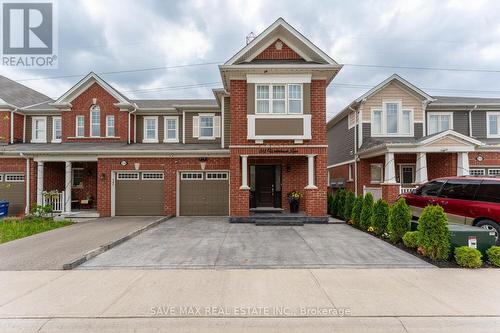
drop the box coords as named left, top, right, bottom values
left=198, top=114, right=215, bottom=140
left=51, top=116, right=62, bottom=143
left=4, top=173, right=25, bottom=182
left=348, top=163, right=353, bottom=181
left=164, top=116, right=179, bottom=143
left=488, top=168, right=500, bottom=176
left=470, top=168, right=485, bottom=176
left=71, top=167, right=84, bottom=188
left=0, top=174, right=3, bottom=182
left=370, top=101, right=414, bottom=137
left=427, top=112, right=454, bottom=135
left=399, top=163, right=416, bottom=184
left=90, top=105, right=101, bottom=138
left=106, top=115, right=115, bottom=138
left=180, top=172, right=204, bottom=180
left=141, top=172, right=164, bottom=180
left=486, top=112, right=500, bottom=138
left=255, top=83, right=303, bottom=115
left=31, top=116, right=47, bottom=143
left=116, top=172, right=140, bottom=180
left=143, top=116, right=159, bottom=143
left=205, top=172, right=229, bottom=180
left=75, top=115, right=85, bottom=137
left=370, top=163, right=384, bottom=184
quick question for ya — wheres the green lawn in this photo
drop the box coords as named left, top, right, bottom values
left=0, top=218, right=74, bottom=243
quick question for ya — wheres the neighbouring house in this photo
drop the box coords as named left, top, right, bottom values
left=327, top=74, right=500, bottom=203
left=0, top=18, right=341, bottom=221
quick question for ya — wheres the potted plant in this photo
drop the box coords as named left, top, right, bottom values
left=287, top=191, right=303, bottom=213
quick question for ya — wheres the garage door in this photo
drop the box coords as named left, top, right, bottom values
left=0, top=173, right=25, bottom=216
left=179, top=171, right=229, bottom=216
left=115, top=171, right=164, bottom=216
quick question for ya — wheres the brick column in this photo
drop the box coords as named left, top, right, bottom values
left=382, top=183, right=400, bottom=204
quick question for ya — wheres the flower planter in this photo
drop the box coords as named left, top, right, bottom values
left=289, top=200, right=300, bottom=213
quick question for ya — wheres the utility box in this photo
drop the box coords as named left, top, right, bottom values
left=0, top=201, right=9, bottom=219
left=410, top=221, right=496, bottom=256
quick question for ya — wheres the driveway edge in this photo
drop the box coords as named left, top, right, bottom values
left=62, top=216, right=172, bottom=270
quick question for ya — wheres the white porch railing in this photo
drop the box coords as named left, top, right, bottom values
left=363, top=186, right=382, bottom=200
left=43, top=191, right=65, bottom=213
left=399, top=186, right=417, bottom=195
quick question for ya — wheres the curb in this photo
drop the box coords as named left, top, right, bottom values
left=62, top=216, right=172, bottom=270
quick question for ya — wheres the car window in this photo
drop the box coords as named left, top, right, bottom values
left=415, top=180, right=445, bottom=196
left=439, top=179, right=480, bottom=200
left=476, top=181, right=500, bottom=203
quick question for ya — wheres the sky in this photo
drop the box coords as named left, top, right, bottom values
left=2, top=0, right=500, bottom=121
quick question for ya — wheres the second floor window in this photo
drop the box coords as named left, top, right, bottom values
left=199, top=115, right=214, bottom=139
left=255, top=84, right=302, bottom=114
left=106, top=116, right=115, bottom=137
left=52, top=117, right=62, bottom=142
left=428, top=112, right=452, bottom=135
left=76, top=116, right=84, bottom=137
left=143, top=116, right=158, bottom=142
left=487, top=112, right=500, bottom=138
left=32, top=117, right=46, bottom=143
left=164, top=117, right=178, bottom=142
left=90, top=105, right=100, bottom=137
left=372, top=102, right=412, bottom=136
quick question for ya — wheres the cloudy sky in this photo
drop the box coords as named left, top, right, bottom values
left=2, top=0, right=500, bottom=120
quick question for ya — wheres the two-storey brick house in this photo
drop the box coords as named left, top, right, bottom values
left=0, top=18, right=341, bottom=222
left=327, top=74, right=500, bottom=203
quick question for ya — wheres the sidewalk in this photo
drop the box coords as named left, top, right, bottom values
left=0, top=268, right=499, bottom=332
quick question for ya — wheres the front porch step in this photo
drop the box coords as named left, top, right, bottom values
left=230, top=214, right=329, bottom=225
left=255, top=220, right=304, bottom=226
left=250, top=207, right=284, bottom=213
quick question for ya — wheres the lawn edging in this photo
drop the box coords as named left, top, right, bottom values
left=63, top=215, right=172, bottom=270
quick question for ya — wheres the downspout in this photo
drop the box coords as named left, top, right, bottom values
left=20, top=153, right=30, bottom=215
left=469, top=105, right=477, bottom=137
left=128, top=104, right=138, bottom=144
left=349, top=106, right=358, bottom=196
left=10, top=110, right=16, bottom=144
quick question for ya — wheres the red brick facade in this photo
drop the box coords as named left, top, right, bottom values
left=0, top=111, right=10, bottom=143
left=254, top=39, right=302, bottom=61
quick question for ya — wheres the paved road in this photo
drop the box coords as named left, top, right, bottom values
left=0, top=217, right=164, bottom=270
left=81, top=217, right=431, bottom=269
left=0, top=269, right=499, bottom=332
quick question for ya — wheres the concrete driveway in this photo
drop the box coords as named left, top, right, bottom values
left=81, top=217, right=431, bottom=269
left=0, top=216, right=165, bottom=270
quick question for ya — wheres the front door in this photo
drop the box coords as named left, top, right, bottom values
left=255, top=166, right=275, bottom=207
left=400, top=165, right=415, bottom=185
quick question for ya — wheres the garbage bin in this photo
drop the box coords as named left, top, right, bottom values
left=0, top=201, right=9, bottom=219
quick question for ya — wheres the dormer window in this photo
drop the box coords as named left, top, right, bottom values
left=255, top=84, right=303, bottom=114
left=90, top=105, right=100, bottom=137
left=371, top=101, right=413, bottom=137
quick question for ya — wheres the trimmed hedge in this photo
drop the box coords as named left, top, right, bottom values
left=327, top=193, right=334, bottom=216
left=417, top=205, right=450, bottom=261
left=371, top=199, right=389, bottom=236
left=343, top=191, right=356, bottom=222
left=336, top=189, right=346, bottom=219
left=360, top=193, right=374, bottom=230
left=351, top=195, right=363, bottom=227
left=387, top=198, right=412, bottom=244
left=402, top=231, right=420, bottom=248
left=486, top=246, right=500, bottom=267
left=455, top=246, right=483, bottom=268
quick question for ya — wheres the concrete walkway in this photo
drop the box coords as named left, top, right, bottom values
left=0, top=269, right=499, bottom=332
left=0, top=217, right=164, bottom=270
left=81, top=217, right=431, bottom=269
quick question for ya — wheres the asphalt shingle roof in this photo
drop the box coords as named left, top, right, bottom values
left=0, top=75, right=52, bottom=108
left=132, top=99, right=218, bottom=109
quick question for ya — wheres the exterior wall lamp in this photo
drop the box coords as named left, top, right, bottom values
left=199, top=157, right=208, bottom=170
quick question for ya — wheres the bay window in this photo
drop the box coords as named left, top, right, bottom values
left=143, top=116, right=158, bottom=142
left=52, top=116, right=62, bottom=142
left=371, top=101, right=413, bottom=136
left=255, top=84, right=303, bottom=114
left=487, top=112, right=500, bottom=138
left=427, top=112, right=452, bottom=135
left=164, top=116, right=178, bottom=142
left=90, top=105, right=100, bottom=137
left=32, top=116, right=46, bottom=143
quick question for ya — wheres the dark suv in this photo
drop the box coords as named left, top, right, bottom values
left=400, top=177, right=500, bottom=244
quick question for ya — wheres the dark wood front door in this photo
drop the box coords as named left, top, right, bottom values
left=255, top=166, right=275, bottom=207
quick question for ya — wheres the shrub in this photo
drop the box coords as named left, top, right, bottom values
left=387, top=198, right=412, bottom=243
left=351, top=195, right=363, bottom=227
left=371, top=199, right=390, bottom=236
left=417, top=205, right=450, bottom=261
left=331, top=191, right=340, bottom=217
left=336, top=189, right=346, bottom=219
left=454, top=246, right=482, bottom=268
left=327, top=193, right=334, bottom=216
left=360, top=193, right=374, bottom=230
left=343, top=191, right=356, bottom=222
left=402, top=231, right=420, bottom=248
left=486, top=246, right=500, bottom=267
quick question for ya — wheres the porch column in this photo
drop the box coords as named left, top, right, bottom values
left=240, top=155, right=250, bottom=190
left=64, top=161, right=72, bottom=213
left=457, top=152, right=470, bottom=176
left=383, top=152, right=396, bottom=184
left=305, top=154, right=318, bottom=189
left=415, top=152, right=428, bottom=183
left=36, top=161, right=44, bottom=205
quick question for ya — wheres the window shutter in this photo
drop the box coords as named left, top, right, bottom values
left=214, top=116, right=221, bottom=137
left=193, top=116, right=199, bottom=138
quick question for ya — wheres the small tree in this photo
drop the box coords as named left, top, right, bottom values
left=327, top=193, right=334, bottom=216
left=387, top=198, right=412, bottom=243
left=331, top=191, right=340, bottom=217
left=336, top=189, right=346, bottom=219
left=343, top=191, right=356, bottom=222
left=417, top=205, right=450, bottom=261
left=371, top=199, right=390, bottom=236
left=360, top=193, right=374, bottom=230
left=351, top=195, right=363, bottom=227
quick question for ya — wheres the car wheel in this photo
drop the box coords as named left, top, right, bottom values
left=476, top=220, right=500, bottom=245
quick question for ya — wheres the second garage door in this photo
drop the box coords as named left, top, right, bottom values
left=0, top=173, right=25, bottom=216
left=179, top=171, right=229, bottom=216
left=115, top=171, right=164, bottom=216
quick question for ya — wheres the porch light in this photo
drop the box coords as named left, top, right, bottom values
left=100, top=173, right=106, bottom=181
left=476, top=154, right=484, bottom=162
left=199, top=157, right=208, bottom=170
left=134, top=163, right=140, bottom=170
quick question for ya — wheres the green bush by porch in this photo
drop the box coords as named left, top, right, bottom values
left=387, top=198, right=412, bottom=243
left=371, top=199, right=389, bottom=236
